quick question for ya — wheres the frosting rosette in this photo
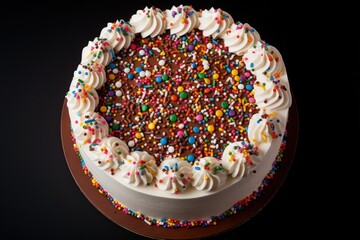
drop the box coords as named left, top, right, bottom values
left=129, top=6, right=166, bottom=38
left=156, top=158, right=193, bottom=194
left=243, top=41, right=285, bottom=78
left=198, top=7, right=233, bottom=38
left=66, top=84, right=98, bottom=116
left=81, top=37, right=113, bottom=66
left=94, top=137, right=129, bottom=171
left=221, top=141, right=259, bottom=178
left=100, top=19, right=134, bottom=53
left=222, top=22, right=260, bottom=56
left=248, top=112, right=285, bottom=155
left=191, top=157, right=227, bottom=191
left=72, top=111, right=109, bottom=146
left=165, top=5, right=199, bottom=37
left=253, top=75, right=292, bottom=111
left=70, top=63, right=106, bottom=90
left=120, top=151, right=157, bottom=186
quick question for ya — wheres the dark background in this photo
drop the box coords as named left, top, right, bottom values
left=1, top=1, right=348, bottom=239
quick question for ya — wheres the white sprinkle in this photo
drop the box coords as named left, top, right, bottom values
left=168, top=146, right=175, bottom=153
left=115, top=90, right=122, bottom=97
left=145, top=70, right=151, bottom=77
left=112, top=68, right=118, bottom=74
left=159, top=59, right=165, bottom=66
left=238, top=84, right=244, bottom=90
left=206, top=43, right=213, bottom=49
left=139, top=71, right=146, bottom=78
left=144, top=219, right=152, bottom=225
left=153, top=47, right=160, bottom=52
left=178, top=123, right=184, bottom=129
left=128, top=140, right=135, bottom=147
left=115, top=81, right=122, bottom=88
left=203, top=64, right=210, bottom=70
left=230, top=54, right=235, bottom=60
left=139, top=49, right=145, bottom=56
left=124, top=67, right=130, bottom=73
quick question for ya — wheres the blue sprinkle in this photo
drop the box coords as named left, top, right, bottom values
left=193, top=126, right=200, bottom=134
left=245, top=84, right=253, bottom=90
left=160, top=137, right=168, bottom=145
left=108, top=63, right=116, bottom=69
left=187, top=154, right=195, bottom=162
left=195, top=166, right=201, bottom=171
left=188, top=136, right=196, bottom=144
left=250, top=63, right=254, bottom=68
left=128, top=73, right=134, bottom=80
left=156, top=76, right=163, bottom=83
left=135, top=67, right=142, bottom=73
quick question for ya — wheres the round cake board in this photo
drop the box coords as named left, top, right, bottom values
left=61, top=98, right=298, bottom=239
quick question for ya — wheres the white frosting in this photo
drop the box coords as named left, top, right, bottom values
left=198, top=7, right=234, bottom=38
left=130, top=7, right=166, bottom=38
left=81, top=38, right=113, bottom=66
left=248, top=112, right=286, bottom=156
left=165, top=5, right=199, bottom=37
left=222, top=142, right=247, bottom=178
left=222, top=22, right=260, bottom=56
left=70, top=63, right=106, bottom=90
left=94, top=137, right=129, bottom=171
left=120, top=151, right=157, bottom=186
left=100, top=20, right=134, bottom=53
left=66, top=84, right=98, bottom=116
left=156, top=158, right=193, bottom=194
left=191, top=157, right=227, bottom=191
left=72, top=111, right=109, bottom=146
left=243, top=41, right=285, bottom=78
left=253, top=75, right=292, bottom=111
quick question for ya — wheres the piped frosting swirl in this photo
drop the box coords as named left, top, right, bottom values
left=71, top=63, right=106, bottom=90
left=198, top=7, right=233, bottom=38
left=165, top=5, right=199, bottom=37
left=120, top=151, right=157, bottom=186
left=100, top=20, right=134, bottom=53
left=222, top=22, right=260, bottom=56
left=156, top=158, right=193, bottom=194
left=191, top=157, right=227, bottom=191
left=81, top=38, right=113, bottom=66
left=130, top=6, right=166, bottom=38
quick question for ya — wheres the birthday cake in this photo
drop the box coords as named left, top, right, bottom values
left=66, top=5, right=292, bottom=227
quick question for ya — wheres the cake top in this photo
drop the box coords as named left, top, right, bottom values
left=66, top=5, right=291, bottom=194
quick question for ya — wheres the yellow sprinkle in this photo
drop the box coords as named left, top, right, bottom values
left=238, top=126, right=245, bottom=132
left=231, top=69, right=238, bottom=76
left=243, top=103, right=249, bottom=112
left=207, top=125, right=215, bottom=132
left=135, top=133, right=142, bottom=139
left=268, top=112, right=278, bottom=117
left=177, top=86, right=184, bottom=92
left=204, top=78, right=211, bottom=84
left=213, top=73, right=219, bottom=80
left=262, top=134, right=268, bottom=142
left=215, top=110, right=223, bottom=118
left=148, top=122, right=156, bottom=130
left=234, top=75, right=240, bottom=81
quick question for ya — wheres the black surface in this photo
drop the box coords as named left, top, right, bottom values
left=1, top=1, right=340, bottom=239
